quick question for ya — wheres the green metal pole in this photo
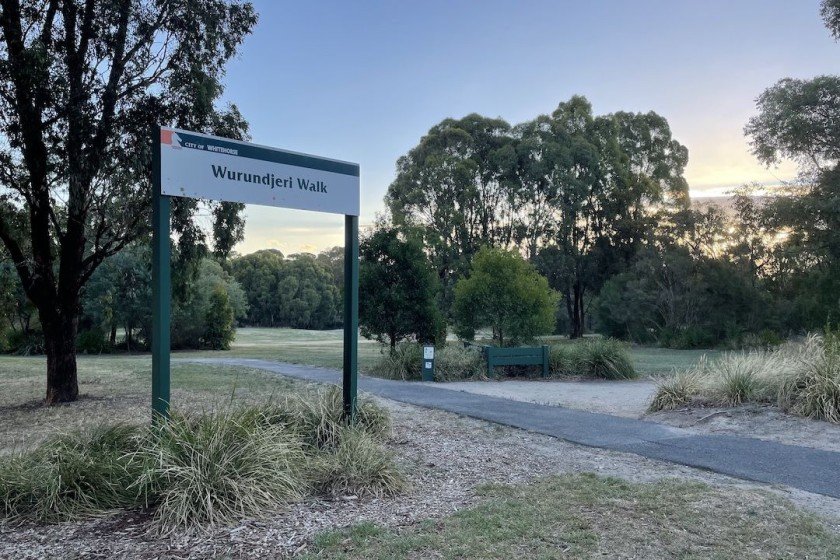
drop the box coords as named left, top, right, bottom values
left=343, top=214, right=359, bottom=421
left=151, top=127, right=171, bottom=421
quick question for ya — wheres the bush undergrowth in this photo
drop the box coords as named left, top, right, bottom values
left=0, top=389, right=403, bottom=532
left=366, top=342, right=484, bottom=381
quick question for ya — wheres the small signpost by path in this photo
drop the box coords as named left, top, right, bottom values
left=422, top=345, right=435, bottom=381
left=151, top=127, right=360, bottom=421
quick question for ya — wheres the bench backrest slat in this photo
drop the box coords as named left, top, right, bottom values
left=484, top=344, right=549, bottom=378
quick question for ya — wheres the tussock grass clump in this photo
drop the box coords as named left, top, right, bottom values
left=283, top=387, right=390, bottom=449
left=0, top=390, right=402, bottom=532
left=549, top=345, right=574, bottom=374
left=649, top=334, right=840, bottom=423
left=550, top=339, right=637, bottom=379
left=366, top=342, right=484, bottom=381
left=648, top=370, right=702, bottom=412
left=711, top=352, right=777, bottom=406
left=312, top=427, right=406, bottom=498
left=137, top=409, right=306, bottom=533
left=0, top=424, right=143, bottom=523
left=433, top=345, right=484, bottom=381
left=778, top=337, right=840, bottom=423
left=366, top=342, right=422, bottom=380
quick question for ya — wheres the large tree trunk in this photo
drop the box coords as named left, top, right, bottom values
left=43, top=311, right=79, bottom=404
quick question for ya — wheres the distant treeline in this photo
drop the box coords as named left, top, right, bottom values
left=0, top=246, right=345, bottom=354
left=375, top=90, right=840, bottom=349
left=230, top=248, right=344, bottom=330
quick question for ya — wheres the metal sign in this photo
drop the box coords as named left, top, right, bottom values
left=159, top=127, right=360, bottom=215
left=151, top=127, right=359, bottom=421
left=422, top=345, right=435, bottom=382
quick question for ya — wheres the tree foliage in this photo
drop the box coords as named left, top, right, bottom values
left=386, top=114, right=517, bottom=311
left=0, top=0, right=257, bottom=402
left=745, top=76, right=840, bottom=173
left=230, top=249, right=342, bottom=330
left=822, top=0, right=840, bottom=40
left=595, top=248, right=776, bottom=348
left=453, top=247, right=557, bottom=347
left=359, top=226, right=444, bottom=349
left=387, top=96, right=688, bottom=338
left=203, top=286, right=235, bottom=350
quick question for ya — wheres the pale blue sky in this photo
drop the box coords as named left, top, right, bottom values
left=219, top=0, right=839, bottom=254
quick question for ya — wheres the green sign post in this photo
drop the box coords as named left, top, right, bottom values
left=151, top=126, right=360, bottom=422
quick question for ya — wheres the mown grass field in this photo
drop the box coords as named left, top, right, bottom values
left=0, top=353, right=309, bottom=454
left=188, top=327, right=722, bottom=376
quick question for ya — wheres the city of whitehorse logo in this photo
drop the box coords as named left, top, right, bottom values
left=160, top=129, right=182, bottom=149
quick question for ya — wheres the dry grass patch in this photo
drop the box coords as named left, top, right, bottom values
left=306, top=473, right=840, bottom=559
left=649, top=334, right=840, bottom=422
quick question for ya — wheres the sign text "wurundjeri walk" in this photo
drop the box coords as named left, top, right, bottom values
left=159, top=127, right=360, bottom=216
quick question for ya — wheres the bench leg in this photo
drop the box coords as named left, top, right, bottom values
left=542, top=345, right=549, bottom=378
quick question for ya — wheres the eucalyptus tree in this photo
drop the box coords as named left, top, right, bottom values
left=744, top=74, right=840, bottom=328
left=526, top=97, right=688, bottom=338
left=822, top=0, right=840, bottom=40
left=386, top=113, right=517, bottom=309
left=0, top=0, right=257, bottom=403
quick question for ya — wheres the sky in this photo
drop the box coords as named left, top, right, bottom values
left=219, top=0, right=839, bottom=255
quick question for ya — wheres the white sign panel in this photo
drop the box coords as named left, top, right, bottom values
left=159, top=127, right=360, bottom=216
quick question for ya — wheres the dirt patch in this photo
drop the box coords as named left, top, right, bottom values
left=648, top=404, right=840, bottom=453
left=2, top=395, right=838, bottom=559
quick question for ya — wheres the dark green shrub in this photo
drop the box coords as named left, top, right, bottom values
left=658, top=326, right=718, bottom=349
left=76, top=328, right=112, bottom=354
left=203, top=286, right=235, bottom=350
left=733, top=330, right=784, bottom=350
left=5, top=329, right=45, bottom=355
left=454, top=248, right=558, bottom=347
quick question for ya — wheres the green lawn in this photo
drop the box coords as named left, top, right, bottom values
left=0, top=353, right=310, bottom=453
left=305, top=474, right=840, bottom=559
left=189, top=327, right=721, bottom=377
left=628, top=345, right=724, bottom=376
left=189, top=327, right=386, bottom=370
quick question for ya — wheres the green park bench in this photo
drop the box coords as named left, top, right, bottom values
left=466, top=343, right=550, bottom=378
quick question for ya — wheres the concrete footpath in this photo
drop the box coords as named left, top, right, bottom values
left=188, top=358, right=840, bottom=499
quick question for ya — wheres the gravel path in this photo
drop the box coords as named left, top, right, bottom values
left=189, top=358, right=840, bottom=499
left=433, top=378, right=657, bottom=417
left=433, top=377, right=840, bottom=453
